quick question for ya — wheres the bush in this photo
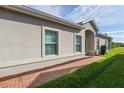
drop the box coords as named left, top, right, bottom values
left=101, top=45, right=106, bottom=55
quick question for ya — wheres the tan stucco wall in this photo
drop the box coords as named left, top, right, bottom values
left=56, top=29, right=85, bottom=55
left=0, top=8, right=86, bottom=77
left=85, top=31, right=94, bottom=51
left=0, top=19, right=41, bottom=62
left=59, top=29, right=74, bottom=55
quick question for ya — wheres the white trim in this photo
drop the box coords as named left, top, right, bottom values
left=74, top=34, right=82, bottom=53
left=73, top=32, right=76, bottom=53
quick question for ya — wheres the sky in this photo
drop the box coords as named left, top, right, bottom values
left=28, top=5, right=124, bottom=43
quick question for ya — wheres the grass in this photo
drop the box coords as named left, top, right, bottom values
left=37, top=47, right=124, bottom=88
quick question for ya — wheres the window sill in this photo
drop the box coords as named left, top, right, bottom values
left=74, top=52, right=83, bottom=55
left=43, top=54, right=59, bottom=60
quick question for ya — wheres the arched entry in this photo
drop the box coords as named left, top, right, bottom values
left=85, top=30, right=95, bottom=55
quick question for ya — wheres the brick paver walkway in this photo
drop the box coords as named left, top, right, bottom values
left=0, top=56, right=102, bottom=88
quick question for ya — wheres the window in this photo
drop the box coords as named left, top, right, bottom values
left=105, top=40, right=107, bottom=46
left=45, top=30, right=58, bottom=55
left=76, top=35, right=81, bottom=52
left=108, top=40, right=111, bottom=50
left=97, top=39, right=100, bottom=50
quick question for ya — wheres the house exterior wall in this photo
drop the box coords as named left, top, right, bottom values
left=0, top=19, right=42, bottom=62
left=0, top=8, right=85, bottom=77
left=96, top=36, right=111, bottom=53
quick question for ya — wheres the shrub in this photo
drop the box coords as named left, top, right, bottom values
left=101, top=45, right=106, bottom=55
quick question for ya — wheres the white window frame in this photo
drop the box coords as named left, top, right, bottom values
left=74, top=34, right=82, bottom=53
left=42, top=26, right=60, bottom=58
left=97, top=39, right=100, bottom=50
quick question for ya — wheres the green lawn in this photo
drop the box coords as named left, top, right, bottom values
left=37, top=47, right=124, bottom=88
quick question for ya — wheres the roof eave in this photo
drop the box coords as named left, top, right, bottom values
left=96, top=33, right=113, bottom=40
left=90, top=20, right=99, bottom=32
left=0, top=5, right=84, bottom=30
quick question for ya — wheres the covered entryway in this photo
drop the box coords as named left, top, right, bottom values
left=85, top=30, right=95, bottom=55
